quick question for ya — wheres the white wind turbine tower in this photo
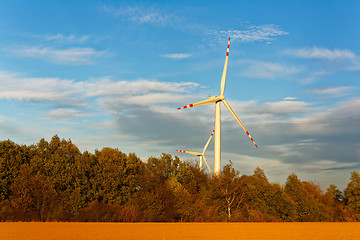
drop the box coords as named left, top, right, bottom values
left=177, top=37, right=258, bottom=176
left=176, top=130, right=214, bottom=175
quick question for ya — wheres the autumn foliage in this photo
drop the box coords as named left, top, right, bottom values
left=0, top=136, right=359, bottom=222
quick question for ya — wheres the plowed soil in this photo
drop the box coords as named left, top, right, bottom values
left=1, top=222, right=359, bottom=240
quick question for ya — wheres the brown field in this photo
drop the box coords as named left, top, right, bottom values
left=0, top=222, right=359, bottom=240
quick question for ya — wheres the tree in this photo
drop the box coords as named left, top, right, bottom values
left=66, top=151, right=97, bottom=216
left=94, top=148, right=143, bottom=205
left=10, top=164, right=57, bottom=221
left=285, top=174, right=329, bottom=221
left=209, top=162, right=245, bottom=221
left=136, top=154, right=187, bottom=221
left=1, top=136, right=360, bottom=222
left=238, top=168, right=294, bottom=222
left=285, top=174, right=311, bottom=221
left=166, top=175, right=192, bottom=221
left=345, top=171, right=360, bottom=220
left=326, top=184, right=343, bottom=202
left=0, top=140, right=30, bottom=201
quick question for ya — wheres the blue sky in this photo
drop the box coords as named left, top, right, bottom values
left=1, top=0, right=360, bottom=190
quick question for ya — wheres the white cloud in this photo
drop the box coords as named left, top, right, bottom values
left=123, top=93, right=194, bottom=106
left=0, top=115, right=5, bottom=124
left=213, top=24, right=288, bottom=43
left=87, top=78, right=199, bottom=97
left=347, top=58, right=360, bottom=71
left=241, top=60, right=302, bottom=79
left=0, top=72, right=201, bottom=109
left=284, top=47, right=356, bottom=60
left=47, top=109, right=92, bottom=119
left=44, top=34, right=90, bottom=43
left=284, top=97, right=297, bottom=100
left=160, top=53, right=192, bottom=59
left=0, top=71, right=204, bottom=127
left=9, top=46, right=105, bottom=65
left=227, top=152, right=293, bottom=176
left=309, top=86, right=352, bottom=97
left=299, top=160, right=358, bottom=172
left=284, top=99, right=360, bottom=136
left=102, top=5, right=178, bottom=26
left=0, top=71, right=86, bottom=105
left=262, top=100, right=310, bottom=115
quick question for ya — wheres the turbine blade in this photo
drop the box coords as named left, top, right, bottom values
left=220, top=37, right=230, bottom=96
left=176, top=150, right=202, bottom=156
left=177, top=96, right=219, bottom=110
left=222, top=99, right=258, bottom=148
left=202, top=155, right=213, bottom=176
left=202, top=130, right=215, bottom=155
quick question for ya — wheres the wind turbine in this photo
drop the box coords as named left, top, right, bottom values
left=176, top=130, right=214, bottom=175
left=177, top=37, right=258, bottom=176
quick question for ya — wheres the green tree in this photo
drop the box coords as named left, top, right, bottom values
left=94, top=148, right=143, bottom=205
left=67, top=151, right=97, bottom=216
left=285, top=174, right=328, bottom=221
left=238, top=168, right=294, bottom=222
left=209, top=162, right=245, bottom=221
left=345, top=171, right=360, bottom=220
left=166, top=175, right=192, bottom=221
left=0, top=140, right=30, bottom=200
left=10, top=164, right=57, bottom=221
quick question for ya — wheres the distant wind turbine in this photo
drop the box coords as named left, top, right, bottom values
left=176, top=130, right=214, bottom=175
left=177, top=37, right=258, bottom=176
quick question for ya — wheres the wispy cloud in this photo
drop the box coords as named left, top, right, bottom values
left=284, top=47, right=356, bottom=60
left=262, top=100, right=311, bottom=115
left=288, top=99, right=360, bottom=136
left=213, top=24, right=288, bottom=43
left=160, top=53, right=192, bottom=59
left=0, top=71, right=205, bottom=145
left=0, top=71, right=86, bottom=105
left=102, top=5, right=179, bottom=26
left=87, top=78, right=198, bottom=97
left=309, top=86, right=352, bottom=97
left=240, top=60, right=302, bottom=79
left=9, top=46, right=105, bottom=65
left=43, top=34, right=90, bottom=43
left=47, top=109, right=93, bottom=119
left=0, top=72, right=199, bottom=106
left=299, top=160, right=358, bottom=172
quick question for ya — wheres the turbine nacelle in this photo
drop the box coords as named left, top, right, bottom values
left=209, top=95, right=225, bottom=102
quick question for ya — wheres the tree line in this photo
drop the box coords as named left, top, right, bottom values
left=0, top=135, right=359, bottom=222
